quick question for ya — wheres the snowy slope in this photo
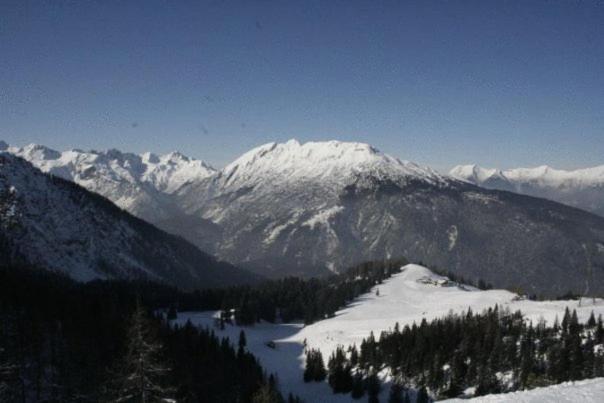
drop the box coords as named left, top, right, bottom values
left=443, top=378, right=604, bottom=403
left=450, top=164, right=604, bottom=216
left=3, top=142, right=215, bottom=221
left=218, top=139, right=445, bottom=192
left=296, top=264, right=604, bottom=359
left=0, top=154, right=256, bottom=289
left=174, top=264, right=604, bottom=402
left=176, top=139, right=450, bottom=277
left=175, top=140, right=604, bottom=296
left=7, top=139, right=604, bottom=295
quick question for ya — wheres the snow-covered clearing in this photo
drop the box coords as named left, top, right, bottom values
left=174, top=264, right=604, bottom=402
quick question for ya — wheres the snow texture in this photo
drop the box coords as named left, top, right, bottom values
left=174, top=264, right=604, bottom=402
left=450, top=163, right=604, bottom=217
left=443, top=377, right=604, bottom=402
left=2, top=142, right=215, bottom=221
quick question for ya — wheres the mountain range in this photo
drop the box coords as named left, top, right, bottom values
left=3, top=139, right=604, bottom=296
left=0, top=152, right=257, bottom=289
left=450, top=164, right=604, bottom=217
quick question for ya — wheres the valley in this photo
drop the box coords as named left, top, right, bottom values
left=173, top=264, right=604, bottom=402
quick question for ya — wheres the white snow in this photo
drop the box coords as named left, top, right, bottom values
left=302, top=206, right=345, bottom=230
left=174, top=264, right=604, bottom=402
left=443, top=378, right=604, bottom=402
left=1, top=142, right=216, bottom=220
left=450, top=163, right=604, bottom=189
left=219, top=139, right=446, bottom=192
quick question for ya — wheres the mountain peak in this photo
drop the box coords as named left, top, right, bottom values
left=20, top=143, right=62, bottom=161
left=449, top=164, right=505, bottom=183
left=221, top=139, right=442, bottom=189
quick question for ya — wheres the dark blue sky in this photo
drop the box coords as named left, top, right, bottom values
left=1, top=0, right=603, bottom=170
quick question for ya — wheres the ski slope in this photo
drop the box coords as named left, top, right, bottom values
left=174, top=264, right=604, bottom=402
left=443, top=378, right=604, bottom=402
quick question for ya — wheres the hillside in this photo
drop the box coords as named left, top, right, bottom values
left=174, top=263, right=604, bottom=402
left=450, top=163, right=604, bottom=217
left=443, top=378, right=604, bottom=403
left=176, top=140, right=604, bottom=296
left=7, top=139, right=604, bottom=296
left=1, top=141, right=216, bottom=222
left=0, top=153, right=257, bottom=289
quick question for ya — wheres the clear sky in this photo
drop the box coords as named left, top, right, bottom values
left=1, top=0, right=603, bottom=171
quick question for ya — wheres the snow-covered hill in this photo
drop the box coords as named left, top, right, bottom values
left=1, top=141, right=215, bottom=221
left=443, top=378, right=604, bottom=402
left=175, top=264, right=604, bottom=402
left=450, top=164, right=604, bottom=217
left=0, top=153, right=256, bottom=289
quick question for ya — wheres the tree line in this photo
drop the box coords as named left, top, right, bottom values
left=0, top=264, right=294, bottom=402
left=303, top=305, right=604, bottom=401
left=182, top=258, right=408, bottom=325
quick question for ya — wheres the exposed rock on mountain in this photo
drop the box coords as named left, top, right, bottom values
left=174, top=140, right=604, bottom=296
left=0, top=154, right=256, bottom=289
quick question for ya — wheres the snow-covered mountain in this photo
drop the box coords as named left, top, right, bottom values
left=175, top=140, right=448, bottom=277
left=0, top=153, right=256, bottom=289
left=450, top=164, right=604, bottom=217
left=6, top=138, right=604, bottom=296
left=1, top=141, right=216, bottom=222
left=173, top=140, right=604, bottom=296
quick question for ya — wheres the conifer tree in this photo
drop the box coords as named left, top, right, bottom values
left=238, top=329, right=247, bottom=357
left=103, top=304, right=174, bottom=403
left=587, top=311, right=596, bottom=328
left=304, top=349, right=327, bottom=382
left=328, top=346, right=353, bottom=393
left=252, top=383, right=284, bottom=403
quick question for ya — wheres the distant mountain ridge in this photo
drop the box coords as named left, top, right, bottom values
left=5, top=139, right=604, bottom=296
left=0, top=153, right=257, bottom=289
left=450, top=163, right=604, bottom=217
left=0, top=141, right=216, bottom=222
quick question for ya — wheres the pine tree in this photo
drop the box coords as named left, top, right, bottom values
left=238, top=329, right=247, bottom=357
left=103, top=304, right=174, bottom=403
left=328, top=346, right=353, bottom=393
left=475, top=365, right=500, bottom=396
left=304, top=349, right=326, bottom=382
left=587, top=311, right=597, bottom=328
left=252, top=383, right=284, bottom=403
